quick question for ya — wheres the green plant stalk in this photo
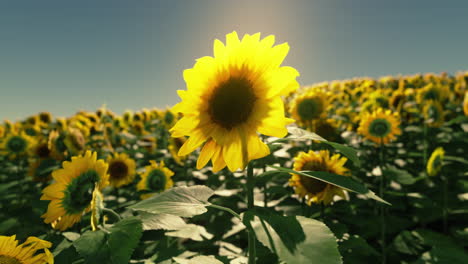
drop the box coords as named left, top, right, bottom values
left=246, top=163, right=256, bottom=264
left=379, top=139, right=386, bottom=264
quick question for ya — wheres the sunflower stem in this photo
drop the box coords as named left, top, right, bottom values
left=103, top=208, right=122, bottom=221
left=246, top=162, right=256, bottom=264
left=379, top=139, right=386, bottom=264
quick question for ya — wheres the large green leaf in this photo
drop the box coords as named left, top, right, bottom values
left=73, top=217, right=143, bottom=264
left=247, top=214, right=342, bottom=264
left=286, top=127, right=361, bottom=167
left=129, top=185, right=214, bottom=217
left=269, top=166, right=390, bottom=205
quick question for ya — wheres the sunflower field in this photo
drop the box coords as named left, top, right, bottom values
left=1, top=32, right=468, bottom=264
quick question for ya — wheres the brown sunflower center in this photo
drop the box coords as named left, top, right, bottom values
left=208, top=76, right=257, bottom=130
left=109, top=161, right=129, bottom=180
left=299, top=161, right=328, bottom=195
left=0, top=255, right=22, bottom=264
left=36, top=143, right=51, bottom=158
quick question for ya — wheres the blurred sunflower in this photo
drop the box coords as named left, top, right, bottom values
left=137, top=160, right=174, bottom=199
left=416, top=83, right=447, bottom=104
left=423, top=100, right=444, bottom=127
left=463, top=91, right=468, bottom=116
left=289, top=89, right=328, bottom=128
left=168, top=136, right=187, bottom=165
left=41, top=151, right=109, bottom=231
left=48, top=130, right=67, bottom=160
left=427, top=147, right=445, bottom=176
left=107, top=152, right=136, bottom=188
left=29, top=140, right=52, bottom=159
left=170, top=31, right=299, bottom=172
left=0, top=235, right=53, bottom=264
left=0, top=131, right=35, bottom=159
left=63, top=127, right=86, bottom=155
left=358, top=108, right=401, bottom=145
left=289, top=150, right=349, bottom=205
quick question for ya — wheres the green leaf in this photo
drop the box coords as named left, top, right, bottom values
left=384, top=166, right=416, bottom=185
left=173, top=255, right=223, bottom=264
left=129, top=185, right=215, bottom=217
left=444, top=155, right=468, bottom=165
left=139, top=212, right=187, bottom=230
left=73, top=217, right=143, bottom=264
left=166, top=223, right=214, bottom=241
left=248, top=215, right=342, bottom=264
left=268, top=166, right=390, bottom=205
left=286, top=127, right=360, bottom=167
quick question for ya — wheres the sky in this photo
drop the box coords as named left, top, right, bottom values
left=1, top=0, right=468, bottom=121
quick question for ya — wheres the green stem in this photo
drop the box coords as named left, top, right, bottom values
left=247, top=163, right=256, bottom=264
left=379, top=139, right=386, bottom=264
left=103, top=208, right=122, bottom=221
left=208, top=204, right=241, bottom=220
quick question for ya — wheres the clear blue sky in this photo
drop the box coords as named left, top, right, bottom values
left=2, top=0, right=468, bottom=121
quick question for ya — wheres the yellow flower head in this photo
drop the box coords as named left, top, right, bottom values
left=41, top=151, right=109, bottom=231
left=358, top=108, right=401, bottom=145
left=137, top=160, right=174, bottom=199
left=0, top=131, right=35, bottom=159
left=423, top=100, right=444, bottom=127
left=0, top=235, right=53, bottom=264
left=289, top=150, right=349, bottom=205
left=170, top=31, right=299, bottom=172
left=427, top=147, right=444, bottom=176
left=168, top=136, right=187, bottom=166
left=289, top=88, right=328, bottom=127
left=106, top=152, right=136, bottom=188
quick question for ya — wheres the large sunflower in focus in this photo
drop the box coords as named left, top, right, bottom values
left=170, top=31, right=299, bottom=172
left=358, top=108, right=401, bottom=145
left=41, top=151, right=109, bottom=231
left=289, top=150, right=349, bottom=205
left=0, top=235, right=53, bottom=264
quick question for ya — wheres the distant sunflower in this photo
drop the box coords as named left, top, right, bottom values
left=170, top=31, right=299, bottom=172
left=107, top=153, right=136, bottom=188
left=289, top=150, right=349, bottom=205
left=423, top=100, right=444, bottom=127
left=63, top=127, right=86, bottom=155
left=289, top=89, right=328, bottom=127
left=416, top=83, right=447, bottom=104
left=41, top=151, right=109, bottom=231
left=358, top=108, right=401, bottom=145
left=168, top=136, right=187, bottom=166
left=427, top=147, right=444, bottom=176
left=29, top=140, right=52, bottom=159
left=137, top=160, right=174, bottom=199
left=0, top=235, right=53, bottom=264
left=0, top=131, right=35, bottom=159
left=48, top=130, right=67, bottom=160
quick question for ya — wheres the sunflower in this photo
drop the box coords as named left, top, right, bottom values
left=170, top=31, right=299, bottom=172
left=423, top=100, right=444, bottom=127
left=106, top=153, right=136, bottom=187
left=0, top=235, right=53, bottom=264
left=289, top=150, right=349, bottom=205
left=427, top=147, right=445, bottom=177
left=416, top=83, right=447, bottom=104
left=48, top=130, right=67, bottom=160
left=168, top=136, right=187, bottom=166
left=63, top=127, right=86, bottom=155
left=137, top=160, right=174, bottom=199
left=289, top=88, right=328, bottom=128
left=463, top=91, right=468, bottom=116
left=41, top=151, right=109, bottom=231
left=0, top=131, right=35, bottom=159
left=358, top=108, right=401, bottom=145
left=29, top=140, right=52, bottom=159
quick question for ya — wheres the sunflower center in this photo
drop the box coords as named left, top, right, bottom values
left=297, top=98, right=323, bottom=120
left=36, top=143, right=51, bottom=158
left=6, top=136, right=27, bottom=153
left=146, top=169, right=166, bottom=192
left=0, top=255, right=22, bottom=264
left=368, top=119, right=391, bottom=138
left=208, top=76, right=257, bottom=129
left=62, top=170, right=99, bottom=215
left=109, top=161, right=129, bottom=180
left=299, top=161, right=328, bottom=194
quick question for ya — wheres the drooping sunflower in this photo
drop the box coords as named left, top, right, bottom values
left=422, top=100, right=444, bottom=127
left=106, top=152, right=136, bottom=188
left=41, top=151, right=109, bottom=231
left=358, top=108, right=401, bottom=145
left=0, top=131, right=35, bottom=159
left=289, top=150, right=349, bottom=205
left=0, top=235, right=53, bottom=264
left=137, top=160, right=174, bottom=199
left=170, top=31, right=299, bottom=172
left=427, top=147, right=445, bottom=176
left=289, top=88, right=328, bottom=128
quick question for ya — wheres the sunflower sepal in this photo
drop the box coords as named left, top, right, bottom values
left=269, top=166, right=391, bottom=205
